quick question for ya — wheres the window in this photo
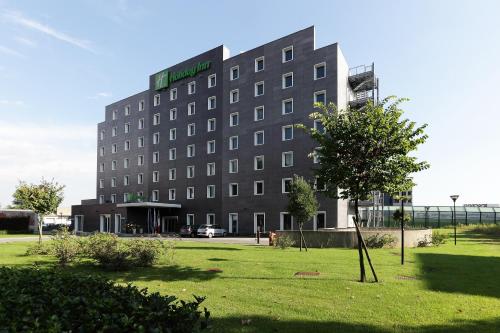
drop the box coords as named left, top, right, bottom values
left=99, top=179, right=104, bottom=188
left=229, top=213, right=238, bottom=233
left=254, top=131, right=264, bottom=146
left=153, top=171, right=159, bottom=183
left=154, top=94, right=160, bottom=106
left=124, top=140, right=130, bottom=151
left=112, top=144, right=117, bottom=154
left=152, top=190, right=159, bottom=202
left=153, top=132, right=160, bottom=144
left=123, top=193, right=129, bottom=203
left=112, top=110, right=117, bottom=120
left=111, top=194, right=116, bottom=203
left=111, top=160, right=117, bottom=170
left=255, top=56, right=264, bottom=72
left=169, top=128, right=176, bottom=141
left=187, top=187, right=194, bottom=199
left=139, top=100, right=144, bottom=111
left=188, top=81, right=196, bottom=95
left=169, top=148, right=176, bottom=160
left=314, top=62, right=326, bottom=80
left=254, top=181, right=264, bottom=195
left=124, top=105, right=130, bottom=116
left=124, top=175, right=129, bottom=186
left=207, top=185, right=215, bottom=198
left=229, top=159, right=238, bottom=173
left=153, top=151, right=159, bottom=163
left=315, top=177, right=327, bottom=191
left=282, top=98, right=293, bottom=115
left=282, top=178, right=293, bottom=193
left=230, top=66, right=239, bottom=80
left=208, top=74, right=216, bottom=88
left=169, top=189, right=176, bottom=201
left=255, top=81, right=264, bottom=96
left=314, top=90, right=326, bottom=105
left=230, top=89, right=239, bottom=103
left=169, top=168, right=176, bottom=180
left=187, top=165, right=195, bottom=178
left=229, top=183, right=238, bottom=197
left=188, top=123, right=195, bottom=136
left=188, top=102, right=196, bottom=115
left=282, top=45, right=293, bottom=62
left=314, top=119, right=325, bottom=133
left=99, top=163, right=105, bottom=172
left=153, top=113, right=160, bottom=125
left=229, top=136, right=238, bottom=150
left=207, top=214, right=215, bottom=225
left=207, top=140, right=215, bottom=154
left=137, top=191, right=144, bottom=198
left=138, top=118, right=145, bottom=129
left=187, top=144, right=195, bottom=158
left=282, top=72, right=293, bottom=89
left=138, top=136, right=144, bottom=148
left=137, top=173, right=144, bottom=184
left=125, top=123, right=130, bottom=133
left=99, top=146, right=104, bottom=156
left=313, top=147, right=320, bottom=164
left=254, top=106, right=264, bottom=121
left=138, top=155, right=144, bottom=166
left=187, top=214, right=194, bottom=225
left=170, top=108, right=177, bottom=120
left=254, top=155, right=264, bottom=170
left=112, top=127, right=117, bottom=137
left=230, top=112, right=239, bottom=127
left=100, top=130, right=104, bottom=140
left=254, top=213, right=265, bottom=233
left=282, top=151, right=294, bottom=167
left=208, top=96, right=216, bottom=110
left=282, top=125, right=294, bottom=141
left=170, top=88, right=177, bottom=101
left=99, top=195, right=104, bottom=204
left=208, top=118, right=216, bottom=132
left=281, top=213, right=293, bottom=230
left=207, top=162, right=215, bottom=176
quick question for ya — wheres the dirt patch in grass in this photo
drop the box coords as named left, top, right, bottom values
left=294, top=271, right=320, bottom=277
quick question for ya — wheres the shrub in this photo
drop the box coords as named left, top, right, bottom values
left=468, top=224, right=500, bottom=237
left=84, top=233, right=131, bottom=270
left=274, top=234, right=295, bottom=249
left=127, top=238, right=166, bottom=267
left=0, top=267, right=209, bottom=332
left=431, top=230, right=447, bottom=246
left=365, top=233, right=396, bottom=248
left=25, top=242, right=52, bottom=256
left=51, top=226, right=80, bottom=266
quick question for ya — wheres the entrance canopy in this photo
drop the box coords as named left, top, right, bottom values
left=117, top=202, right=181, bottom=209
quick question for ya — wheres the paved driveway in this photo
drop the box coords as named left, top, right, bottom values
left=0, top=236, right=50, bottom=243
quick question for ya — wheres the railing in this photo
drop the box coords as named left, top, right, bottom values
left=349, top=63, right=374, bottom=76
left=350, top=89, right=374, bottom=102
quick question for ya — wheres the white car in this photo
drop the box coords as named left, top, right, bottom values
left=197, top=224, right=227, bottom=238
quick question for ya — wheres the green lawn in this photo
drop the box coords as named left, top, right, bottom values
left=1, top=229, right=499, bottom=332
left=0, top=233, right=36, bottom=238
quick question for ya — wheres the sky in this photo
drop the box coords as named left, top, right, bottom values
left=0, top=0, right=499, bottom=208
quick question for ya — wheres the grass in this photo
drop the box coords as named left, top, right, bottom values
left=1, top=228, right=499, bottom=332
left=0, top=233, right=36, bottom=238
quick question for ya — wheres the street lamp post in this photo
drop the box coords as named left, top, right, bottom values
left=424, top=206, right=430, bottom=228
left=401, top=198, right=405, bottom=265
left=450, top=195, right=459, bottom=245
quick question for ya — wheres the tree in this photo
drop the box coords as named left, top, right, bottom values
left=286, top=175, right=319, bottom=252
left=393, top=208, right=411, bottom=226
left=12, top=179, right=65, bottom=244
left=298, top=96, right=429, bottom=282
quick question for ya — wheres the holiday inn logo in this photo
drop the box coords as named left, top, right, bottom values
left=155, top=61, right=211, bottom=90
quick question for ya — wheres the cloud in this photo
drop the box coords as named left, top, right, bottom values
left=14, top=36, right=36, bottom=47
left=0, top=45, right=25, bottom=58
left=0, top=99, right=25, bottom=106
left=0, top=122, right=96, bottom=208
left=2, top=10, right=95, bottom=53
left=88, top=92, right=112, bottom=99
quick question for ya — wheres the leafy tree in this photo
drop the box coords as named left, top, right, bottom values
left=286, top=175, right=319, bottom=252
left=298, top=96, right=429, bottom=282
left=393, top=208, right=411, bottom=226
left=12, top=179, right=65, bottom=244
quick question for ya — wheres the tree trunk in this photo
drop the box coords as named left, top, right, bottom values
left=38, top=214, right=43, bottom=244
left=298, top=225, right=308, bottom=252
left=354, top=199, right=366, bottom=282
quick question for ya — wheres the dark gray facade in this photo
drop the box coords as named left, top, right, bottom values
left=72, top=26, right=368, bottom=234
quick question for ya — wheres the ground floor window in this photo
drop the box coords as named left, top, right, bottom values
left=281, top=212, right=293, bottom=230
left=229, top=213, right=238, bottom=234
left=207, top=213, right=215, bottom=225
left=186, top=214, right=194, bottom=225
left=254, top=213, right=265, bottom=233
left=316, top=212, right=326, bottom=229
left=74, top=215, right=84, bottom=232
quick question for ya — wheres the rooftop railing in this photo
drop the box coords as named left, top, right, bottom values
left=349, top=63, right=374, bottom=76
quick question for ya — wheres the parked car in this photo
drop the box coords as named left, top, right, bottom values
left=196, top=224, right=227, bottom=238
left=179, top=224, right=199, bottom=237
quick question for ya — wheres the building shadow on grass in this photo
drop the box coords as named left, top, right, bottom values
left=212, top=316, right=500, bottom=333
left=118, top=264, right=222, bottom=282
left=175, top=246, right=242, bottom=251
left=416, top=253, right=500, bottom=298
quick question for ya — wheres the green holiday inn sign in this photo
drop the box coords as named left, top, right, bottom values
left=155, top=61, right=211, bottom=90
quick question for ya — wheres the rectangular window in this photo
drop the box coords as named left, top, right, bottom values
left=314, top=119, right=325, bottom=133
left=124, top=105, right=130, bottom=116
left=99, top=179, right=104, bottom=188
left=313, top=147, right=320, bottom=164
left=170, top=128, right=176, bottom=141
left=187, top=165, right=195, bottom=178
left=123, top=175, right=129, bottom=186
left=282, top=178, right=293, bottom=193
left=207, top=185, right=215, bottom=199
left=154, top=94, right=160, bottom=106
left=229, top=183, right=238, bottom=197
left=188, top=102, right=196, bottom=116
left=314, top=62, right=326, bottom=80
left=208, top=96, right=216, bottom=110
left=229, top=136, right=238, bottom=150
left=153, top=113, right=160, bottom=125
left=255, top=56, right=264, bottom=72
left=112, top=127, right=117, bottom=137
left=138, top=118, right=145, bottom=129
left=137, top=173, right=144, bottom=184
left=169, top=188, right=176, bottom=201
left=314, top=90, right=326, bottom=105
left=230, top=66, right=239, bottom=80
left=282, top=125, right=294, bottom=141
left=138, top=155, right=144, bottom=166
left=207, top=140, right=215, bottom=154
left=112, top=110, right=117, bottom=120
left=169, top=148, right=176, bottom=160
left=207, top=214, right=215, bottom=225
left=230, top=112, right=239, bottom=127
left=170, top=108, right=177, bottom=120
left=152, top=190, right=159, bottom=202
left=100, top=130, right=104, bottom=140
left=170, top=88, right=177, bottom=101
left=111, top=160, right=117, bottom=170
left=125, top=123, right=130, bottom=133
left=112, top=144, right=117, bottom=154
left=254, top=181, right=264, bottom=195
left=187, top=214, right=194, bottom=225
left=123, top=193, right=129, bottom=203
left=229, top=159, right=238, bottom=173
left=207, top=162, right=215, bottom=176
left=138, top=136, right=144, bottom=148
left=208, top=74, right=216, bottom=88
left=188, top=81, right=196, bottom=95
left=255, top=81, right=264, bottom=96
left=282, top=45, right=293, bottom=62
left=282, top=151, right=294, bottom=167
left=282, top=98, right=293, bottom=115
left=100, top=163, right=105, bottom=172
left=169, top=168, right=176, bottom=180
left=153, top=151, right=159, bottom=163
left=188, top=123, right=196, bottom=136
left=254, top=106, right=264, bottom=121
left=254, top=155, right=264, bottom=170
left=230, top=89, right=239, bottom=103
left=282, top=212, right=293, bottom=230
left=282, top=72, right=293, bottom=89
left=153, top=171, right=159, bottom=183
left=187, top=187, right=194, bottom=199
left=100, top=146, right=104, bottom=156
left=111, top=194, right=116, bottom=203
left=254, top=131, right=264, bottom=146
left=99, top=195, right=104, bottom=204
left=153, top=132, right=160, bottom=145
left=187, top=144, right=195, bottom=158
left=124, top=140, right=130, bottom=151
left=208, top=118, right=216, bottom=132
left=315, top=177, right=327, bottom=191
left=139, top=100, right=144, bottom=111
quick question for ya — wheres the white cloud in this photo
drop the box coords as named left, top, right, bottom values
left=0, top=122, right=96, bottom=208
left=88, top=92, right=112, bottom=99
left=14, top=36, right=37, bottom=47
left=2, top=10, right=95, bottom=53
left=0, top=99, right=24, bottom=106
left=0, top=44, right=25, bottom=58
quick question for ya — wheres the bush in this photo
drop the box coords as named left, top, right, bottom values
left=431, top=230, right=447, bottom=246
left=25, top=242, right=52, bottom=256
left=468, top=224, right=500, bottom=237
left=0, top=267, right=209, bottom=332
left=127, top=238, right=167, bottom=267
left=51, top=226, right=80, bottom=266
left=84, top=233, right=131, bottom=270
left=274, top=234, right=295, bottom=249
left=365, top=233, right=396, bottom=248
